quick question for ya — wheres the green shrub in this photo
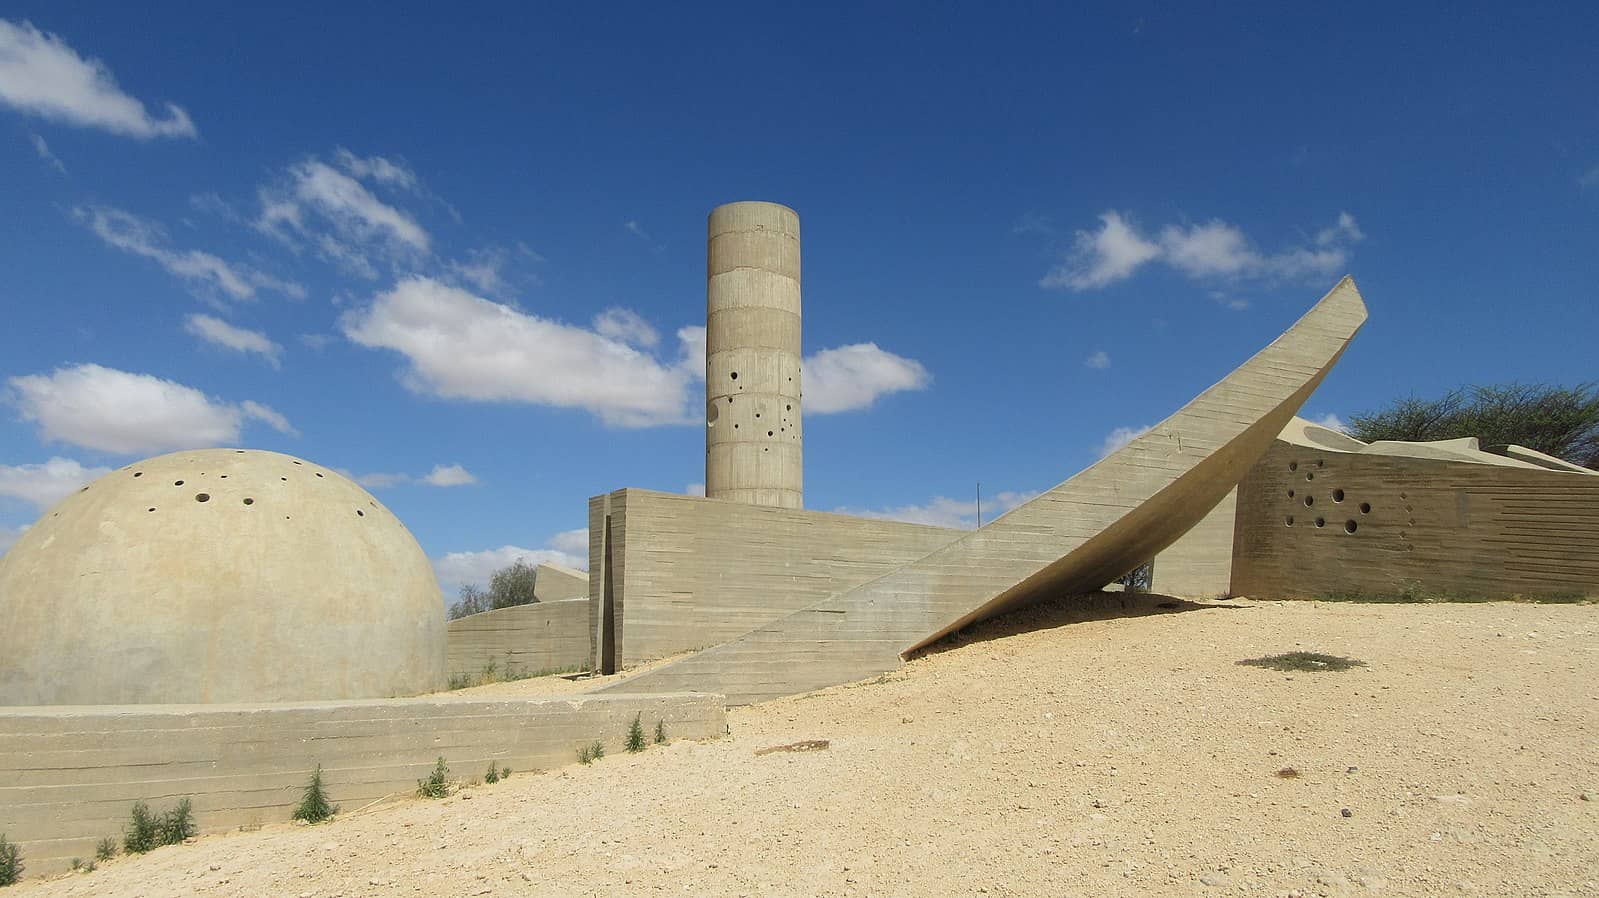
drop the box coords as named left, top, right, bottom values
left=123, top=802, right=161, bottom=854
left=484, top=761, right=512, bottom=784
left=417, top=757, right=451, bottom=798
left=293, top=765, right=339, bottom=824
left=1238, top=651, right=1365, bottom=672
left=577, top=741, right=605, bottom=764
left=654, top=719, right=666, bottom=744
left=95, top=837, right=117, bottom=862
left=626, top=713, right=646, bottom=753
left=159, top=798, right=195, bottom=845
left=0, top=835, right=21, bottom=886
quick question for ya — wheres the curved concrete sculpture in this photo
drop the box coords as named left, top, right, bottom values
left=0, top=449, right=446, bottom=705
left=603, top=277, right=1368, bottom=704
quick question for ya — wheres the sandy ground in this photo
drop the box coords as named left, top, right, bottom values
left=14, top=598, right=1597, bottom=898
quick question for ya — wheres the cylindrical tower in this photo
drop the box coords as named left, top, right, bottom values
left=705, top=201, right=803, bottom=508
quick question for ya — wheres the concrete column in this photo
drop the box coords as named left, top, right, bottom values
left=705, top=201, right=803, bottom=508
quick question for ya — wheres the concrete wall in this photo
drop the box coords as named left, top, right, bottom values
left=0, top=692, right=724, bottom=876
left=602, top=279, right=1369, bottom=705
left=1150, top=489, right=1237, bottom=598
left=533, top=562, right=588, bottom=602
left=588, top=488, right=960, bottom=670
left=444, top=598, right=591, bottom=679
left=1232, top=440, right=1599, bottom=599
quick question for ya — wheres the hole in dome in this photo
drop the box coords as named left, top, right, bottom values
left=1314, top=517, right=1326, bottom=528
left=220, top=475, right=228, bottom=479
left=1304, top=496, right=1314, bottom=507
left=280, top=477, right=287, bottom=481
left=242, top=498, right=254, bottom=506
left=1287, top=489, right=1295, bottom=498
left=80, top=486, right=88, bottom=492
left=786, top=404, right=792, bottom=411
left=1344, top=520, right=1357, bottom=534
left=356, top=509, right=365, bottom=517
left=147, top=507, right=156, bottom=513
left=315, top=472, right=323, bottom=478
left=293, top=461, right=303, bottom=465
left=1332, top=489, right=1344, bottom=502
left=1305, top=472, right=1314, bottom=481
left=174, top=480, right=185, bottom=486
left=730, top=371, right=738, bottom=380
left=1285, top=515, right=1294, bottom=526
left=1360, top=502, right=1371, bottom=514
left=755, top=412, right=760, bottom=418
left=133, top=472, right=143, bottom=478
left=236, top=450, right=244, bottom=453
left=195, top=493, right=210, bottom=503
left=767, top=431, right=774, bottom=437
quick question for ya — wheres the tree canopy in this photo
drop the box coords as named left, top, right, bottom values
left=1345, top=383, right=1599, bottom=470
left=447, top=558, right=542, bottom=620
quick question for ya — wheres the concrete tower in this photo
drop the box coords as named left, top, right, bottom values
left=705, top=201, right=803, bottom=508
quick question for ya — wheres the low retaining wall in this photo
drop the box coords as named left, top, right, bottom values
left=0, top=691, right=723, bottom=876
left=445, top=598, right=590, bottom=679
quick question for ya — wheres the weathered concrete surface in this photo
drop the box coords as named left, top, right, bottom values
left=705, top=201, right=804, bottom=508
left=1150, top=488, right=1238, bottom=598
left=533, top=562, right=589, bottom=602
left=602, top=277, right=1368, bottom=704
left=0, top=449, right=445, bottom=705
left=586, top=489, right=960, bottom=669
left=1232, top=418, right=1599, bottom=600
left=445, top=598, right=590, bottom=679
left=0, top=691, right=725, bottom=875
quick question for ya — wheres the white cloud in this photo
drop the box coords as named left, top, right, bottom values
left=354, top=471, right=410, bottom=489
left=0, top=457, right=112, bottom=508
left=257, top=155, right=430, bottom=277
left=1043, top=211, right=1363, bottom=291
left=341, top=277, right=701, bottom=427
left=594, top=307, right=660, bottom=348
left=7, top=364, right=294, bottom=454
left=803, top=343, right=931, bottom=413
left=184, top=314, right=283, bottom=367
left=240, top=400, right=298, bottom=436
left=547, top=527, right=588, bottom=555
left=0, top=19, right=197, bottom=139
left=432, top=536, right=587, bottom=596
left=836, top=489, right=1037, bottom=530
left=449, top=247, right=513, bottom=296
left=333, top=148, right=417, bottom=190
left=28, top=131, right=64, bottom=173
left=1041, top=211, right=1161, bottom=289
left=1098, top=424, right=1152, bottom=458
left=421, top=463, right=476, bottom=487
left=1084, top=350, right=1110, bottom=369
left=78, top=206, right=305, bottom=302
left=1308, top=413, right=1348, bottom=433
left=684, top=482, right=705, bottom=497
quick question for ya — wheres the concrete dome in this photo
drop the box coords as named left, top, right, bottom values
left=0, top=449, right=445, bottom=705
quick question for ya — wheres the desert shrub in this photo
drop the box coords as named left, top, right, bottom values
left=1238, top=652, right=1365, bottom=672
left=417, top=757, right=451, bottom=798
left=1348, top=382, right=1599, bottom=468
left=123, top=802, right=161, bottom=854
left=626, top=713, right=646, bottom=753
left=577, top=741, right=605, bottom=764
left=293, top=765, right=338, bottom=824
left=654, top=719, right=666, bottom=744
left=0, top=835, right=21, bottom=886
left=484, top=762, right=511, bottom=784
left=95, top=837, right=117, bottom=862
left=159, top=799, right=195, bottom=845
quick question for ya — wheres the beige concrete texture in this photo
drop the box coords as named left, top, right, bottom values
left=1149, top=488, right=1237, bottom=598
left=585, top=489, right=961, bottom=670
left=600, top=278, right=1368, bottom=704
left=0, top=449, right=445, bottom=706
left=1232, top=422, right=1599, bottom=600
left=705, top=201, right=804, bottom=508
left=0, top=691, right=725, bottom=876
left=444, top=597, right=590, bottom=679
left=532, top=562, right=589, bottom=602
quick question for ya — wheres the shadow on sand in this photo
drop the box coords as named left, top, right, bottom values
left=906, top=590, right=1246, bottom=661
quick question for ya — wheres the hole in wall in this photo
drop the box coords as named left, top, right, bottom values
left=242, top=498, right=254, bottom=506
left=133, top=472, right=142, bottom=478
left=173, top=480, right=184, bottom=486
left=315, top=472, right=323, bottom=478
left=1304, top=496, right=1314, bottom=507
left=293, top=461, right=302, bottom=466
left=767, top=430, right=774, bottom=437
left=1344, top=520, right=1357, bottom=533
left=1360, top=502, right=1371, bottom=514
left=356, top=509, right=365, bottom=517
left=281, top=477, right=287, bottom=481
left=1285, top=515, right=1294, bottom=526
left=220, top=475, right=228, bottom=479
left=1332, top=489, right=1344, bottom=502
left=730, top=371, right=738, bottom=380
left=1287, top=489, right=1295, bottom=498
left=1289, top=461, right=1299, bottom=471
left=236, top=450, right=245, bottom=453
left=1305, top=472, right=1315, bottom=481
left=1314, top=517, right=1326, bottom=528
left=147, top=507, right=156, bottom=513
left=195, top=493, right=210, bottom=503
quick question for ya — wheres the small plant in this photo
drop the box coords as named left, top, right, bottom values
left=447, top=671, right=474, bottom=690
left=417, top=757, right=451, bottom=798
left=577, top=741, right=605, bottom=764
left=293, top=765, right=339, bottom=824
left=654, top=719, right=666, bottom=745
left=0, top=834, right=18, bottom=887
left=123, top=802, right=161, bottom=854
left=159, top=798, right=195, bottom=845
left=70, top=857, right=82, bottom=871
left=484, top=761, right=511, bottom=784
left=482, top=657, right=498, bottom=681
left=1238, top=652, right=1366, bottom=673
left=83, top=860, right=96, bottom=873
left=626, top=713, right=646, bottom=753
left=95, top=837, right=117, bottom=862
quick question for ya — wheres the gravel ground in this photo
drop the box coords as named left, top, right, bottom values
left=14, top=597, right=1597, bottom=898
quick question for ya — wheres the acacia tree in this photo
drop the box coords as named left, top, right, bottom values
left=1347, top=383, right=1599, bottom=469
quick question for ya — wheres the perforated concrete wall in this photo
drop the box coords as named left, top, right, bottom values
left=0, top=692, right=725, bottom=876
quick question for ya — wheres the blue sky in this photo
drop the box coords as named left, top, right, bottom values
left=3, top=3, right=1597, bottom=594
